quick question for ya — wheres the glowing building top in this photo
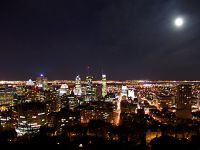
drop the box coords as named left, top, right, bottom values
left=121, top=85, right=128, bottom=97
left=128, top=88, right=136, bottom=99
left=26, top=79, right=35, bottom=86
left=74, top=75, right=82, bottom=96
left=102, top=74, right=107, bottom=97
left=36, top=74, right=48, bottom=90
left=60, top=84, right=68, bottom=89
left=59, top=84, right=69, bottom=96
left=86, top=76, right=93, bottom=90
left=85, top=75, right=96, bottom=101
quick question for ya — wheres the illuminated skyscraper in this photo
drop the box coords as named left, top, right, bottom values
left=59, top=84, right=69, bottom=96
left=74, top=75, right=82, bottom=96
left=36, top=74, right=48, bottom=90
left=68, top=94, right=79, bottom=110
left=0, top=85, right=13, bottom=111
left=26, top=79, right=35, bottom=86
left=102, top=74, right=107, bottom=97
left=86, top=76, right=93, bottom=91
left=85, top=76, right=96, bottom=101
left=121, top=85, right=128, bottom=96
left=176, top=84, right=192, bottom=120
left=16, top=101, right=47, bottom=136
left=128, top=88, right=136, bottom=99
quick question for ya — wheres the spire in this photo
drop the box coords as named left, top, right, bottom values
left=87, top=65, right=90, bottom=75
left=102, top=74, right=107, bottom=97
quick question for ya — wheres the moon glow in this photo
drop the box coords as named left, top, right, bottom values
left=174, top=17, right=184, bottom=27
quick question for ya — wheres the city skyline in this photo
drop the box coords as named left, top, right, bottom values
left=0, top=0, right=200, bottom=80
left=0, top=64, right=199, bottom=148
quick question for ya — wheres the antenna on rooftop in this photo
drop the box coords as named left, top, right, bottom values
left=87, top=65, right=90, bottom=75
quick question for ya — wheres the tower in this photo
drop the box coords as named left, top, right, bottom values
left=176, top=84, right=192, bottom=120
left=128, top=88, right=135, bottom=99
left=74, top=75, right=82, bottom=96
left=26, top=79, right=35, bottom=87
left=16, top=101, right=47, bottom=136
left=102, top=74, right=107, bottom=97
left=36, top=74, right=48, bottom=90
left=86, top=76, right=93, bottom=91
left=85, top=76, right=96, bottom=101
left=59, top=84, right=69, bottom=96
left=121, top=85, right=128, bottom=98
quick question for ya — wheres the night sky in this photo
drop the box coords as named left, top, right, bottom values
left=0, top=0, right=200, bottom=80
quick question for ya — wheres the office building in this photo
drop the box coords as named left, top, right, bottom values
left=102, top=74, right=107, bottom=97
left=74, top=75, right=82, bottom=96
left=16, top=101, right=47, bottom=136
left=36, top=74, right=48, bottom=90
left=176, top=84, right=192, bottom=120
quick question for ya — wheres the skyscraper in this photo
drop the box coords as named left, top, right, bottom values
left=59, top=84, right=69, bottom=96
left=36, top=74, right=48, bottom=90
left=74, top=75, right=82, bottom=96
left=86, top=76, right=93, bottom=91
left=26, top=79, right=35, bottom=86
left=121, top=85, right=128, bottom=100
left=176, top=84, right=192, bottom=120
left=102, top=74, right=107, bottom=97
left=16, top=101, right=47, bottom=136
left=128, top=88, right=135, bottom=99
left=85, top=76, right=96, bottom=101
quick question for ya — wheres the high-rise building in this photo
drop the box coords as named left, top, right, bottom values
left=127, top=88, right=135, bottom=99
left=86, top=76, right=93, bottom=91
left=36, top=74, right=48, bottom=90
left=59, top=84, right=69, bottom=96
left=121, top=85, right=128, bottom=100
left=45, top=91, right=60, bottom=113
left=102, top=74, right=107, bottom=97
left=0, top=85, right=14, bottom=110
left=176, top=84, right=192, bottom=120
left=16, top=101, right=47, bottom=136
left=74, top=75, right=82, bottom=96
left=68, top=94, right=79, bottom=110
left=47, top=109, right=80, bottom=132
left=26, top=79, right=35, bottom=86
left=85, top=76, right=96, bottom=101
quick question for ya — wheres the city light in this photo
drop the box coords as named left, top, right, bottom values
left=0, top=74, right=199, bottom=147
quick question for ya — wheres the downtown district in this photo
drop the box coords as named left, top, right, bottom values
left=0, top=74, right=200, bottom=149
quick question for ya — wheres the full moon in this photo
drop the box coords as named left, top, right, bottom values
left=174, top=17, right=184, bottom=27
